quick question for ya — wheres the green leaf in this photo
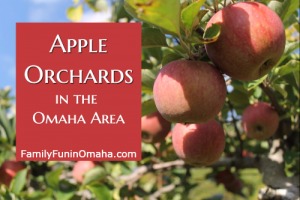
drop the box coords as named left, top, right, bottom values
left=87, top=183, right=112, bottom=200
left=274, top=60, right=300, bottom=80
left=181, top=0, right=206, bottom=31
left=124, top=0, right=181, bottom=36
left=283, top=14, right=297, bottom=28
left=186, top=23, right=220, bottom=44
left=82, top=166, right=106, bottom=187
left=67, top=5, right=83, bottom=22
left=162, top=53, right=183, bottom=67
left=10, top=168, right=28, bottom=195
left=47, top=161, right=59, bottom=167
left=111, top=1, right=133, bottom=22
left=227, top=90, right=249, bottom=105
left=142, top=69, right=159, bottom=94
left=243, top=74, right=267, bottom=91
left=86, top=0, right=108, bottom=12
left=142, top=28, right=167, bottom=48
left=0, top=105, right=14, bottom=144
left=141, top=99, right=157, bottom=117
left=204, top=23, right=220, bottom=39
left=268, top=0, right=299, bottom=22
left=277, top=41, right=300, bottom=65
left=273, top=84, right=287, bottom=98
left=45, top=165, right=63, bottom=189
left=293, top=71, right=299, bottom=87
left=283, top=151, right=300, bottom=165
left=24, top=188, right=53, bottom=200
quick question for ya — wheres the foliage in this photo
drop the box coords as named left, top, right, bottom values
left=1, top=0, right=299, bottom=199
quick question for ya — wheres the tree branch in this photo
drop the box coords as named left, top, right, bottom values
left=259, top=83, right=285, bottom=116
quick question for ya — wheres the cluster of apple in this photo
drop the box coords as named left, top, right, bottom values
left=142, top=2, right=284, bottom=166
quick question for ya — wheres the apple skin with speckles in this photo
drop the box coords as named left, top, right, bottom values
left=205, top=2, right=285, bottom=81
left=153, top=60, right=226, bottom=124
left=242, top=102, right=279, bottom=140
left=141, top=111, right=171, bottom=144
left=172, top=120, right=225, bottom=166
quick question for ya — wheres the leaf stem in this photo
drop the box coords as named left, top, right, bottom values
left=215, top=0, right=219, bottom=12
left=179, top=38, right=195, bottom=60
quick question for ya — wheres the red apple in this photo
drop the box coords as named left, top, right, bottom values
left=172, top=120, right=225, bottom=166
left=205, top=2, right=285, bottom=81
left=242, top=102, right=279, bottom=140
left=72, top=161, right=104, bottom=183
left=153, top=60, right=226, bottom=123
left=215, top=169, right=243, bottom=194
left=142, top=112, right=171, bottom=144
left=0, top=160, right=27, bottom=187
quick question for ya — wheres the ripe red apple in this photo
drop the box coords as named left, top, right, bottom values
left=0, top=160, right=26, bottom=187
left=205, top=2, right=285, bottom=81
left=172, top=120, right=225, bottom=166
left=153, top=60, right=226, bottom=123
left=142, top=111, right=171, bottom=144
left=242, top=102, right=279, bottom=140
left=72, top=161, right=104, bottom=183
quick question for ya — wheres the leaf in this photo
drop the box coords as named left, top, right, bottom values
left=277, top=41, right=300, bottom=65
left=72, top=0, right=80, bottom=4
left=283, top=14, right=297, bottom=28
left=293, top=71, right=299, bottom=87
left=10, top=168, right=28, bottom=195
left=283, top=151, right=300, bottom=165
left=142, top=69, right=159, bottom=94
left=82, top=166, right=106, bottom=187
left=243, top=74, right=267, bottom=90
left=268, top=0, right=299, bottom=22
left=67, top=5, right=83, bottom=22
left=162, top=53, right=183, bottom=67
left=25, top=188, right=53, bottom=200
left=86, top=0, right=108, bottom=12
left=45, top=165, right=63, bottom=189
left=274, top=60, right=300, bottom=80
left=0, top=105, right=14, bottom=144
left=47, top=161, right=59, bottom=167
left=141, top=99, right=157, bottom=117
left=186, top=23, right=220, bottom=44
left=124, top=0, right=181, bottom=36
left=181, top=0, right=206, bottom=31
left=87, top=183, right=112, bottom=200
left=273, top=84, right=287, bottom=98
left=227, top=90, right=249, bottom=105
left=141, top=28, right=167, bottom=48
left=111, top=1, right=133, bottom=22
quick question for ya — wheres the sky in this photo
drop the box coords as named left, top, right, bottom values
left=0, top=0, right=111, bottom=95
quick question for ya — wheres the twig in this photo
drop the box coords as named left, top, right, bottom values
left=203, top=4, right=215, bottom=13
left=259, top=83, right=285, bottom=116
left=215, top=0, right=219, bottom=12
left=231, top=0, right=235, bottom=4
left=148, top=184, right=178, bottom=200
left=226, top=99, right=243, bottom=157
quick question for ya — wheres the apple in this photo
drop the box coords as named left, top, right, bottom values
left=0, top=160, right=27, bottom=187
left=72, top=161, right=104, bottom=183
left=153, top=60, right=226, bottom=123
left=215, top=169, right=243, bottom=194
left=142, top=111, right=171, bottom=144
left=172, top=120, right=225, bottom=166
left=242, top=102, right=279, bottom=140
left=205, top=2, right=285, bottom=81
